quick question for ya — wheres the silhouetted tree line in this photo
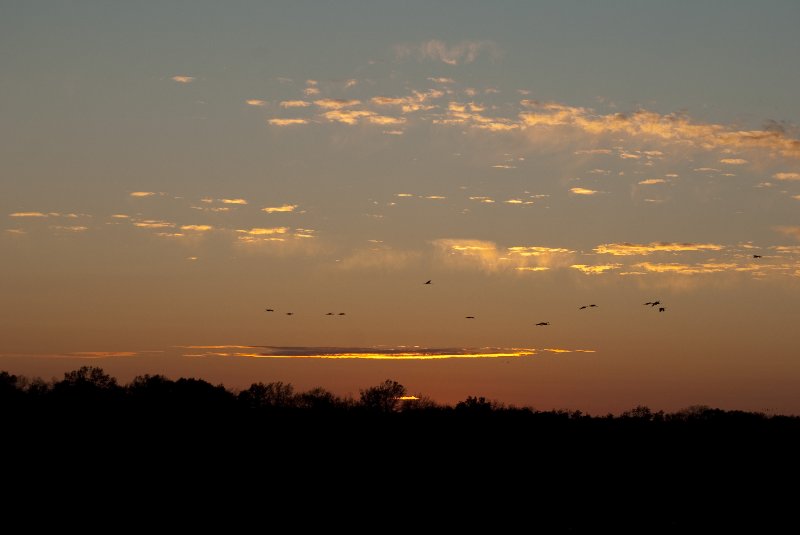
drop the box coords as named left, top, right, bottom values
left=2, top=367, right=799, bottom=429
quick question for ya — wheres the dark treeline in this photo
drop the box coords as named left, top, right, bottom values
left=3, top=366, right=799, bottom=529
left=2, top=366, right=799, bottom=426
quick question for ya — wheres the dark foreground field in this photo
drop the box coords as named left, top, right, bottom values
left=2, top=367, right=798, bottom=530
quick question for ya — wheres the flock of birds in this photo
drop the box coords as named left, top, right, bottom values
left=264, top=257, right=770, bottom=324
left=264, top=278, right=686, bottom=326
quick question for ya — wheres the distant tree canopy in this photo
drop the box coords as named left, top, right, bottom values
left=1, top=367, right=799, bottom=434
left=359, top=379, right=406, bottom=412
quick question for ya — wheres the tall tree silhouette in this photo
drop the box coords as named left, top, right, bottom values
left=359, top=380, right=406, bottom=412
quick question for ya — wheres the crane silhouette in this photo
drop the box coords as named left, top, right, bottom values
left=536, top=322, right=550, bottom=326
left=424, top=280, right=432, bottom=285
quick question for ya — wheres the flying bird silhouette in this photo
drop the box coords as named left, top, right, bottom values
left=579, top=306, right=588, bottom=310
left=338, top=312, right=346, bottom=316
left=325, top=312, right=334, bottom=315
left=650, top=301, right=661, bottom=307
left=589, top=304, right=598, bottom=308
left=286, top=312, right=294, bottom=316
left=753, top=254, right=762, bottom=259
left=536, top=322, right=550, bottom=326
left=465, top=316, right=475, bottom=319
left=265, top=308, right=274, bottom=312
left=659, top=307, right=666, bottom=312
left=424, top=280, right=432, bottom=285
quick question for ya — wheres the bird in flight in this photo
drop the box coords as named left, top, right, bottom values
left=265, top=308, right=274, bottom=312
left=589, top=304, right=598, bottom=308
left=579, top=304, right=598, bottom=310
left=465, top=316, right=475, bottom=319
left=644, top=301, right=661, bottom=307
left=753, top=254, right=762, bottom=259
left=659, top=307, right=666, bottom=312
left=424, top=280, right=432, bottom=285
left=338, top=312, right=346, bottom=316
left=325, top=312, right=334, bottom=315
left=286, top=312, right=294, bottom=316
left=536, top=322, right=550, bottom=326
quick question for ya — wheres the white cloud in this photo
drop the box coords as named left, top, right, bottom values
left=774, top=172, right=800, bottom=181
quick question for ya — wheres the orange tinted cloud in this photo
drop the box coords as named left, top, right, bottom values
left=246, top=99, right=267, bottom=107
left=130, top=191, right=156, bottom=197
left=9, top=212, right=48, bottom=217
left=570, top=264, right=622, bottom=274
left=570, top=187, right=599, bottom=195
left=171, top=75, right=194, bottom=84
left=237, top=227, right=288, bottom=235
left=280, top=100, right=311, bottom=108
left=314, top=98, right=361, bottom=110
left=774, top=172, right=800, bottom=181
left=180, top=225, right=213, bottom=232
left=220, top=198, right=248, bottom=205
left=268, top=118, right=308, bottom=126
left=261, top=204, right=298, bottom=213
left=594, top=242, right=725, bottom=256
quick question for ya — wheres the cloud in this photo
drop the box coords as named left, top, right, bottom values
left=314, top=98, right=361, bottom=110
left=395, top=40, right=501, bottom=65
left=638, top=179, right=667, bottom=185
left=245, top=99, right=267, bottom=107
left=130, top=191, right=157, bottom=197
left=262, top=204, right=298, bottom=213
left=519, top=103, right=800, bottom=159
left=322, top=109, right=375, bottom=125
left=433, top=240, right=574, bottom=272
left=371, top=90, right=443, bottom=113
left=368, top=115, right=406, bottom=125
left=720, top=158, right=748, bottom=165
left=570, top=187, right=599, bottom=195
left=268, top=118, right=308, bottom=126
left=186, top=345, right=545, bottom=360
left=575, top=149, right=613, bottom=155
left=280, top=100, right=311, bottom=108
left=394, top=193, right=414, bottom=197
left=133, top=220, right=175, bottom=229
left=180, top=225, right=214, bottom=232
left=507, top=246, right=575, bottom=256
left=303, top=87, right=320, bottom=96
left=69, top=351, right=138, bottom=358
left=52, top=225, right=88, bottom=232
left=383, top=130, right=404, bottom=136
left=774, top=172, right=800, bottom=181
left=237, top=227, right=288, bottom=235
left=220, top=198, right=248, bottom=205
left=570, top=264, right=622, bottom=275
left=171, top=75, right=195, bottom=84
left=428, top=77, right=455, bottom=84
left=594, top=242, right=725, bottom=256
left=338, top=247, right=422, bottom=271
left=492, top=164, right=516, bottom=169
left=774, top=226, right=800, bottom=241
left=632, top=262, right=749, bottom=275
left=9, top=212, right=48, bottom=217
left=344, top=79, right=358, bottom=89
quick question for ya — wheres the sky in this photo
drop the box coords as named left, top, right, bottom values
left=2, top=1, right=800, bottom=413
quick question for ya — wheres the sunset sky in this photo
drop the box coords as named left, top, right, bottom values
left=2, top=1, right=800, bottom=413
